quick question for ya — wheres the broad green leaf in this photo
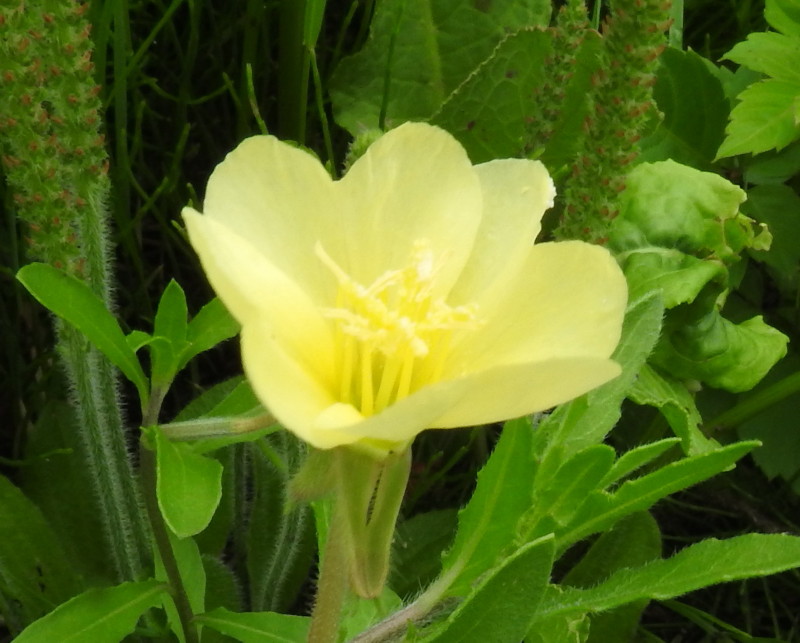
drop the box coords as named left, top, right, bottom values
left=641, top=48, right=728, bottom=168
left=179, top=297, right=240, bottom=372
left=538, top=534, right=800, bottom=619
left=17, top=401, right=109, bottom=583
left=330, top=0, right=550, bottom=134
left=432, top=28, right=553, bottom=163
left=558, top=441, right=757, bottom=550
left=744, top=184, right=800, bottom=294
left=614, top=248, right=725, bottom=310
left=16, top=263, right=148, bottom=403
left=717, top=79, right=800, bottom=158
left=724, top=32, right=800, bottom=84
left=628, top=364, right=719, bottom=455
left=0, top=474, right=82, bottom=631
left=339, top=586, right=403, bottom=641
left=173, top=376, right=256, bottom=422
left=600, top=438, right=680, bottom=488
left=390, top=509, right=458, bottom=598
left=653, top=311, right=788, bottom=393
left=611, top=161, right=751, bottom=264
left=151, top=279, right=189, bottom=388
left=744, top=140, right=800, bottom=185
left=196, top=607, right=310, bottom=642
left=766, top=0, right=800, bottom=38
left=526, top=613, right=589, bottom=643
left=439, top=416, right=536, bottom=597
left=427, top=535, right=555, bottom=643
left=14, top=580, right=166, bottom=643
left=153, top=426, right=223, bottom=537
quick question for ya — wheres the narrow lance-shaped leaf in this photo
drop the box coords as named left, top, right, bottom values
left=538, top=534, right=800, bottom=619
left=196, top=606, right=310, bottom=643
left=13, top=580, right=167, bottom=643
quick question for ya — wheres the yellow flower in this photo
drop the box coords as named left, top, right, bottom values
left=183, top=123, right=627, bottom=452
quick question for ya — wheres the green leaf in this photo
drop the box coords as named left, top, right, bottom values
left=330, top=0, right=550, bottom=134
left=13, top=580, right=166, bottom=643
left=641, top=48, right=728, bottom=168
left=766, top=0, right=800, bottom=38
left=196, top=607, right=310, bottom=642
left=179, top=297, right=240, bottom=372
left=628, top=364, right=719, bottom=455
left=744, top=183, right=800, bottom=294
left=432, top=28, right=553, bottom=163
left=151, top=279, right=189, bottom=388
left=390, top=509, right=458, bottom=598
left=0, top=474, right=82, bottom=632
left=427, top=535, right=555, bottom=643
left=538, top=534, right=800, bottom=619
left=717, top=79, right=800, bottom=158
left=559, top=441, right=757, bottom=549
left=439, top=416, right=536, bottom=597
left=152, top=426, right=223, bottom=538
left=744, top=140, right=800, bottom=185
left=560, top=513, right=661, bottom=643
left=600, top=438, right=680, bottom=488
left=16, top=263, right=148, bottom=404
left=724, top=32, right=800, bottom=84
left=653, top=311, right=788, bottom=393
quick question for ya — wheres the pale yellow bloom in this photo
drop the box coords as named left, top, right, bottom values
left=183, top=123, right=627, bottom=452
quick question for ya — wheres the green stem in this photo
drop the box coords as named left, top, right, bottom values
left=278, top=0, right=310, bottom=142
left=139, top=442, right=199, bottom=643
left=308, top=502, right=350, bottom=643
left=706, top=370, right=800, bottom=431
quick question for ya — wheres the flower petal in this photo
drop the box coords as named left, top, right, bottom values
left=449, top=158, right=555, bottom=304
left=446, top=241, right=627, bottom=375
left=430, top=357, right=622, bottom=428
left=337, top=123, right=483, bottom=293
left=201, top=135, right=339, bottom=303
left=183, top=210, right=334, bottom=381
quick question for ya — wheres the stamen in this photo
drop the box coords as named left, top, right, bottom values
left=317, top=241, right=482, bottom=416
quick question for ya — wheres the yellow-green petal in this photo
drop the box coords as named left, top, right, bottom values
left=449, top=158, right=555, bottom=305
left=183, top=210, right=334, bottom=381
left=201, top=135, right=339, bottom=304
left=446, top=241, right=627, bottom=376
left=337, top=123, right=483, bottom=294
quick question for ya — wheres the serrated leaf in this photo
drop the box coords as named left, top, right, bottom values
left=13, top=580, right=166, bottom=643
left=196, top=607, right=309, bottom=642
left=439, top=416, right=536, bottom=597
left=16, top=263, right=148, bottom=404
left=538, top=534, right=800, bottom=619
left=153, top=426, right=223, bottom=538
left=330, top=0, right=550, bottom=134
left=427, top=535, right=555, bottom=643
left=432, top=27, right=553, bottom=163
left=641, top=48, right=728, bottom=167
left=559, top=441, right=757, bottom=549
left=724, top=32, right=800, bottom=84
left=717, top=78, right=800, bottom=158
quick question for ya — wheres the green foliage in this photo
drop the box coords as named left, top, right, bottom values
left=197, top=606, right=310, bottom=642
left=330, top=0, right=551, bottom=133
left=13, top=580, right=167, bottom=643
left=718, top=0, right=800, bottom=158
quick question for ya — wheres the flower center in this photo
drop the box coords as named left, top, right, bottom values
left=316, top=241, right=480, bottom=416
